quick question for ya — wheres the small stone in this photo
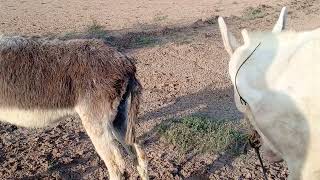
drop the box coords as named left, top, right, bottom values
left=245, top=173, right=252, bottom=179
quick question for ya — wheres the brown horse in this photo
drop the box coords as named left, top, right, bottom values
left=0, top=36, right=148, bottom=180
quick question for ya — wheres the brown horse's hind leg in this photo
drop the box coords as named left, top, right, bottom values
left=132, top=143, right=149, bottom=180
left=76, top=102, right=126, bottom=180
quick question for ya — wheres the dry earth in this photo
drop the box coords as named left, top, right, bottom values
left=0, top=0, right=320, bottom=179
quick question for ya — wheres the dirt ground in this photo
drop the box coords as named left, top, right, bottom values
left=0, top=0, right=320, bottom=179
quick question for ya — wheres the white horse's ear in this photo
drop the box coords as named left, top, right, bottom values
left=272, top=7, right=288, bottom=33
left=218, top=17, right=240, bottom=56
left=241, top=29, right=250, bottom=45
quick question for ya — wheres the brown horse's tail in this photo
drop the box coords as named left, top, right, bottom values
left=125, top=76, right=142, bottom=144
left=113, top=75, right=142, bottom=145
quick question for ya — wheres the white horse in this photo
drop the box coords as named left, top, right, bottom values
left=0, top=36, right=149, bottom=180
left=218, top=7, right=320, bottom=180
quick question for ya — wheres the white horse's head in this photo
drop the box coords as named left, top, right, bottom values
left=218, top=7, right=288, bottom=163
left=218, top=7, right=287, bottom=112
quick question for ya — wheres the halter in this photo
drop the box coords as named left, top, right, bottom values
left=234, top=42, right=261, bottom=105
left=234, top=42, right=268, bottom=180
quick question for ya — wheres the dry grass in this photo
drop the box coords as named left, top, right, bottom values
left=242, top=6, right=267, bottom=20
left=158, top=116, right=249, bottom=155
left=59, top=20, right=107, bottom=40
left=85, top=20, right=108, bottom=39
left=154, top=14, right=168, bottom=22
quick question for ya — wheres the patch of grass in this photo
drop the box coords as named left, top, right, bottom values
left=59, top=20, right=107, bottom=40
left=60, top=31, right=81, bottom=40
left=47, top=158, right=59, bottom=171
left=133, top=36, right=157, bottom=47
left=154, top=15, right=168, bottom=22
left=85, top=20, right=108, bottom=39
left=242, top=6, right=267, bottom=20
left=158, top=116, right=248, bottom=155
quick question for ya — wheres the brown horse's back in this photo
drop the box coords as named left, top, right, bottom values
left=0, top=36, right=136, bottom=109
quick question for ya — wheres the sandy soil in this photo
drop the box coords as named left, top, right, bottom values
left=0, top=0, right=290, bottom=35
left=0, top=0, right=320, bottom=179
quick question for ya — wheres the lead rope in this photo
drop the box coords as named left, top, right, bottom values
left=234, top=43, right=268, bottom=180
left=248, top=130, right=268, bottom=180
left=254, top=145, right=268, bottom=180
